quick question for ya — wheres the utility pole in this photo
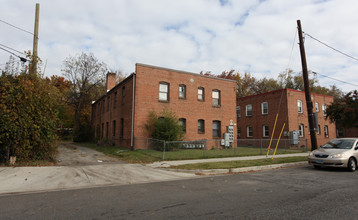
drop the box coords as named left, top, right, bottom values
left=30, top=3, right=40, bottom=76
left=297, top=20, right=318, bottom=151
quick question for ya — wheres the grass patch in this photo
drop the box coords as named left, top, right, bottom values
left=170, top=156, right=308, bottom=170
left=75, top=142, right=306, bottom=164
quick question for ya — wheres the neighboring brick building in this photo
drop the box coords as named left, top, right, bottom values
left=236, top=88, right=336, bottom=148
left=91, top=63, right=237, bottom=149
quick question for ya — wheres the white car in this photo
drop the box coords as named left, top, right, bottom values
left=308, top=138, right=358, bottom=171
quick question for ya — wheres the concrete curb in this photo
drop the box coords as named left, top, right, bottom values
left=166, top=161, right=308, bottom=175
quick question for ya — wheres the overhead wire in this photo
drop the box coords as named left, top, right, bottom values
left=313, top=71, right=358, bottom=87
left=304, top=32, right=358, bottom=62
left=0, top=43, right=27, bottom=55
left=0, top=46, right=28, bottom=62
left=0, top=18, right=35, bottom=37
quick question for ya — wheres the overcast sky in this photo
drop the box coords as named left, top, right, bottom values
left=1, top=0, right=358, bottom=92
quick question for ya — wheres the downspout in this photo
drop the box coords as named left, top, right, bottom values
left=130, top=73, right=136, bottom=150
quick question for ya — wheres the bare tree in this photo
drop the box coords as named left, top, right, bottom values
left=62, top=52, right=107, bottom=141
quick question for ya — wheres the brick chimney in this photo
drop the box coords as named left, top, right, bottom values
left=106, top=72, right=116, bottom=92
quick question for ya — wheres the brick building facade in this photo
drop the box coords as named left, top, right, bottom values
left=91, top=63, right=237, bottom=149
left=236, top=88, right=336, bottom=148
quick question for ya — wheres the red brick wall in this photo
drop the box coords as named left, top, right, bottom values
left=237, top=88, right=336, bottom=148
left=133, top=64, right=237, bottom=146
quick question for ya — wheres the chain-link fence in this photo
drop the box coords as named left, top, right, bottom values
left=134, top=137, right=308, bottom=160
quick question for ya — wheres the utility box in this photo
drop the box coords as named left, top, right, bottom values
left=226, top=126, right=234, bottom=143
left=290, top=131, right=300, bottom=145
left=223, top=133, right=231, bottom=148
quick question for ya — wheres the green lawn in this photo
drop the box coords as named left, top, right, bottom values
left=76, top=142, right=305, bottom=164
left=169, top=156, right=308, bottom=170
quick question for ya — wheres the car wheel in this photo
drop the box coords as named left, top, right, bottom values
left=347, top=158, right=357, bottom=172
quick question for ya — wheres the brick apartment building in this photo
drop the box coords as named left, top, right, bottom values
left=91, top=63, right=237, bottom=149
left=236, top=88, right=336, bottom=148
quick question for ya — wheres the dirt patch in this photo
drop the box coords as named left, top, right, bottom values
left=56, top=143, right=125, bottom=166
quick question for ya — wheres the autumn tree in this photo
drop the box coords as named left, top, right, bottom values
left=62, top=52, right=107, bottom=142
left=0, top=55, right=59, bottom=163
left=326, top=90, right=358, bottom=128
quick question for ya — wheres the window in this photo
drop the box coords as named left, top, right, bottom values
left=198, top=87, right=204, bottom=101
left=247, top=126, right=253, bottom=137
left=212, top=120, right=221, bottom=138
left=101, top=123, right=104, bottom=138
left=246, top=104, right=252, bottom=116
left=298, top=100, right=303, bottom=113
left=236, top=106, right=241, bottom=118
left=322, top=104, right=327, bottom=116
left=315, top=102, right=319, bottom=112
left=107, top=96, right=110, bottom=112
left=299, top=124, right=304, bottom=137
left=317, top=124, right=321, bottom=135
left=179, top=85, right=186, bottom=99
left=198, top=119, right=205, bottom=133
left=237, top=127, right=241, bottom=138
left=114, top=92, right=117, bottom=109
left=122, top=86, right=125, bottom=105
left=263, top=125, right=269, bottom=137
left=106, top=122, right=109, bottom=138
left=324, top=125, right=329, bottom=137
left=120, top=118, right=124, bottom=138
left=179, top=118, right=186, bottom=133
left=261, top=102, right=268, bottom=115
left=159, top=82, right=169, bottom=101
left=212, top=90, right=220, bottom=107
left=113, top=120, right=116, bottom=137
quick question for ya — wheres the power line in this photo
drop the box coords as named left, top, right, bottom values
left=0, top=18, right=35, bottom=37
left=0, top=46, right=28, bottom=62
left=304, top=32, right=358, bottom=62
left=0, top=43, right=26, bottom=55
left=312, top=71, right=358, bottom=87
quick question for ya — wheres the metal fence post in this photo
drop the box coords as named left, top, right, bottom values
left=260, top=139, right=263, bottom=155
left=162, top=140, right=166, bottom=160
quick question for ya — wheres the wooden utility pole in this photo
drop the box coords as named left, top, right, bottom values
left=297, top=20, right=318, bottom=151
left=30, top=3, right=40, bottom=76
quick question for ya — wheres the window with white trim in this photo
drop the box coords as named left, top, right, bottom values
left=212, top=90, right=220, bottom=107
left=198, top=119, right=205, bottom=133
left=247, top=126, right=253, bottom=137
left=261, top=102, right=268, bottom=115
left=324, top=125, right=329, bottom=137
left=236, top=106, right=241, bottom=118
left=299, top=124, right=304, bottom=137
left=178, top=118, right=186, bottom=133
left=315, top=102, right=319, bottom=112
left=246, top=104, right=252, bottom=116
left=297, top=100, right=303, bottom=113
left=179, top=84, right=186, bottom=99
left=212, top=120, right=221, bottom=138
left=263, top=125, right=269, bottom=137
left=322, top=104, right=327, bottom=116
left=159, top=82, right=169, bottom=101
left=198, top=87, right=204, bottom=101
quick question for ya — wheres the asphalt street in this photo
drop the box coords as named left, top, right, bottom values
left=1, top=165, right=358, bottom=220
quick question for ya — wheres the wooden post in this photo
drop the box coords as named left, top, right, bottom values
left=31, top=3, right=40, bottom=76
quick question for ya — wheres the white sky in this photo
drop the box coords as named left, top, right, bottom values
left=1, top=0, right=358, bottom=92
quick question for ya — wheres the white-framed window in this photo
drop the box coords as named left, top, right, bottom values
left=212, top=120, right=221, bottom=138
left=246, top=104, right=252, bottom=116
left=212, top=90, right=221, bottom=107
left=322, top=104, right=327, bottom=116
left=247, top=126, right=253, bottom=137
left=324, top=125, right=329, bottom=137
left=315, top=102, right=319, bottom=112
left=299, top=124, right=304, bottom=137
left=297, top=100, right=303, bottom=113
left=159, top=82, right=169, bottom=101
left=263, top=125, right=269, bottom=137
left=261, top=102, right=268, bottom=115
left=198, top=87, right=204, bottom=101
left=236, top=106, right=241, bottom=118
left=179, top=84, right=186, bottom=99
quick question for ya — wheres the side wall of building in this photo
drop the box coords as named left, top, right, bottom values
left=91, top=76, right=134, bottom=148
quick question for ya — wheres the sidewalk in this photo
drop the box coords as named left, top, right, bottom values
left=146, top=152, right=309, bottom=168
left=0, top=153, right=308, bottom=195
